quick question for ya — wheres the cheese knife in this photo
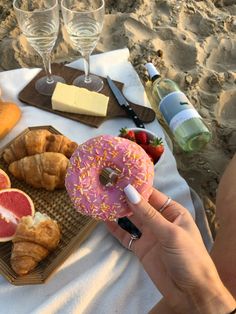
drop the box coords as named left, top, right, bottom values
left=107, top=76, right=145, bottom=129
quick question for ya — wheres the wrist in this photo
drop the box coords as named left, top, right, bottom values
left=183, top=280, right=236, bottom=314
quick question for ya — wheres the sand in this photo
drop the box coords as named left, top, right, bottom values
left=0, top=0, right=235, bottom=236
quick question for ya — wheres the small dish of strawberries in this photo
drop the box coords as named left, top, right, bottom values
left=119, top=127, right=165, bottom=166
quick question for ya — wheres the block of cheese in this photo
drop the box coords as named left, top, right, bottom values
left=51, top=82, right=109, bottom=117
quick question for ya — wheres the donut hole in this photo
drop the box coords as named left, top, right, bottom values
left=99, top=167, right=121, bottom=187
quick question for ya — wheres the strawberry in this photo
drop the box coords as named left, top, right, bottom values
left=135, top=131, right=148, bottom=144
left=119, top=128, right=136, bottom=141
left=147, top=153, right=154, bottom=164
left=139, top=144, right=155, bottom=164
left=146, top=137, right=164, bottom=163
left=139, top=143, right=149, bottom=152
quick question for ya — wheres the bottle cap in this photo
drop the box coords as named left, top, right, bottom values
left=145, top=63, right=160, bottom=79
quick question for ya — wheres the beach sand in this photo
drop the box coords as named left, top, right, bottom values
left=0, top=0, right=235, bottom=236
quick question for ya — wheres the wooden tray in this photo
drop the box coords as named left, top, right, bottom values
left=0, top=126, right=98, bottom=285
left=18, top=63, right=156, bottom=128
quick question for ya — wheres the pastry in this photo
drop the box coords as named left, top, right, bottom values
left=8, top=152, right=69, bottom=191
left=0, top=102, right=21, bottom=140
left=10, top=212, right=61, bottom=276
left=3, top=129, right=78, bottom=164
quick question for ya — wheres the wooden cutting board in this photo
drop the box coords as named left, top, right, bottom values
left=18, top=63, right=156, bottom=128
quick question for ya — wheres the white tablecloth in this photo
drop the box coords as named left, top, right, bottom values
left=0, top=48, right=195, bottom=314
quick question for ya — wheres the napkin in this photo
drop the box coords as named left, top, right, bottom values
left=0, top=48, right=204, bottom=314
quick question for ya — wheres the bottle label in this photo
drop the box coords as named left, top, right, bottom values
left=159, top=91, right=201, bottom=132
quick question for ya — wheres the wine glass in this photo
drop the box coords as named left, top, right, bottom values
left=61, top=0, right=105, bottom=92
left=13, top=0, right=65, bottom=96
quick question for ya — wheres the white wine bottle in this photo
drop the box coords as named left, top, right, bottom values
left=145, top=63, right=211, bottom=152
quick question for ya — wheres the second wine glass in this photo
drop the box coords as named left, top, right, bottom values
left=13, top=0, right=65, bottom=96
left=61, top=0, right=105, bottom=92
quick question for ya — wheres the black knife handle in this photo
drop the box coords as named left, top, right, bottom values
left=121, top=104, right=145, bottom=129
left=118, top=217, right=142, bottom=238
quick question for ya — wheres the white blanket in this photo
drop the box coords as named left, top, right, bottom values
left=0, top=48, right=195, bottom=314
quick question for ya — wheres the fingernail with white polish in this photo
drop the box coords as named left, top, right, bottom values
left=124, top=184, right=141, bottom=204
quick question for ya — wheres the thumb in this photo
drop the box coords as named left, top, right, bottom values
left=124, top=184, right=175, bottom=241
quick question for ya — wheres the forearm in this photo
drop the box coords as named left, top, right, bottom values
left=211, top=227, right=236, bottom=298
left=215, top=154, right=236, bottom=227
left=211, top=154, right=236, bottom=297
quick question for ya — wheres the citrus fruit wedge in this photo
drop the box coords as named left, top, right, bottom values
left=0, top=188, right=35, bottom=242
left=0, top=169, right=11, bottom=190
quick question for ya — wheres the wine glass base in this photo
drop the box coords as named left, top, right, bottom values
left=35, top=75, right=65, bottom=96
left=73, top=74, right=104, bottom=92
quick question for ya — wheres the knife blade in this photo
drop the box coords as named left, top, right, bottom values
left=107, top=75, right=145, bottom=129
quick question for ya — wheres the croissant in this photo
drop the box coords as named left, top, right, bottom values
left=3, top=129, right=78, bottom=164
left=11, top=212, right=61, bottom=276
left=8, top=152, right=69, bottom=191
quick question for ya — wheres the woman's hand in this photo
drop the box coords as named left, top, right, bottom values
left=105, top=185, right=235, bottom=313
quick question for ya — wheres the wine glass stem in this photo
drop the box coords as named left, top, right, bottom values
left=41, top=52, right=54, bottom=84
left=83, top=53, right=92, bottom=84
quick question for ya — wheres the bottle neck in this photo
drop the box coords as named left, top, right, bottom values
left=151, top=74, right=161, bottom=83
left=145, top=63, right=161, bottom=82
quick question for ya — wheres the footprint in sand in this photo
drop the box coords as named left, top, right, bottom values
left=217, top=89, right=236, bottom=128
left=178, top=8, right=216, bottom=38
left=198, top=68, right=225, bottom=93
left=213, top=0, right=236, bottom=8
left=124, top=17, right=197, bottom=72
left=200, top=36, right=236, bottom=72
left=105, top=0, right=141, bottom=13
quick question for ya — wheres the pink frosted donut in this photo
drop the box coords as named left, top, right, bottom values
left=65, top=135, right=154, bottom=220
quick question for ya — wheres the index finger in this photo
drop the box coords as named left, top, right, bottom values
left=124, top=184, right=175, bottom=241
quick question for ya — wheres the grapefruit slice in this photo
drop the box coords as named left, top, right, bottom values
left=0, top=169, right=11, bottom=190
left=0, top=188, right=35, bottom=242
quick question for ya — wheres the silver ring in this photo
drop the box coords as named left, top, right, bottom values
left=128, top=234, right=139, bottom=251
left=158, top=197, right=172, bottom=213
